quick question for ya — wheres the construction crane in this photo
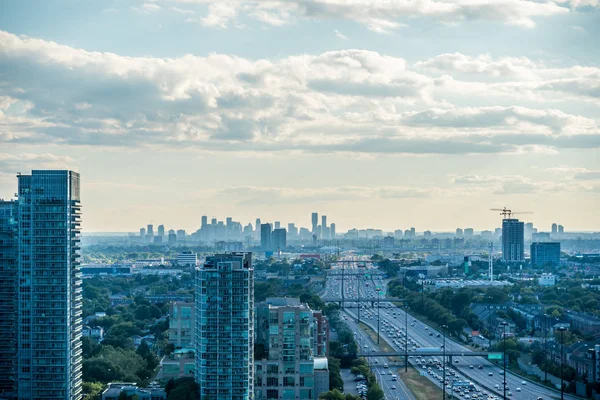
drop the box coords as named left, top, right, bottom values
left=490, top=207, right=533, bottom=219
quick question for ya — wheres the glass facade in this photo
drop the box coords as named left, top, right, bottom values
left=196, top=253, right=254, bottom=400
left=14, top=171, right=82, bottom=399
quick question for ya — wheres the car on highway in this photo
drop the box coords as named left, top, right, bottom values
left=488, top=372, right=493, bottom=376
left=521, top=381, right=526, bottom=385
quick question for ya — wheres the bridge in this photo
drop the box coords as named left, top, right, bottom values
left=323, top=297, right=401, bottom=303
left=328, top=271, right=386, bottom=275
left=359, top=351, right=489, bottom=357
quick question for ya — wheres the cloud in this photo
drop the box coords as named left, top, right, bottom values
left=0, top=153, right=77, bottom=182
left=153, top=0, right=570, bottom=30
left=206, top=185, right=437, bottom=206
left=334, top=29, right=348, bottom=40
left=1, top=30, right=599, bottom=156
left=451, top=173, right=599, bottom=195
left=131, top=3, right=162, bottom=14
left=199, top=3, right=238, bottom=27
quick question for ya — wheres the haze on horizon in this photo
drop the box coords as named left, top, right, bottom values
left=1, top=0, right=599, bottom=233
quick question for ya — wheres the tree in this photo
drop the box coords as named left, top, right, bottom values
left=328, top=357, right=344, bottom=390
left=366, top=384, right=384, bottom=400
left=319, top=389, right=345, bottom=400
left=450, top=292, right=471, bottom=315
left=167, top=378, right=199, bottom=400
left=82, top=381, right=105, bottom=400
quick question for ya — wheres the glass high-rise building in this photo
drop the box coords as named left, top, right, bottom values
left=502, top=218, right=524, bottom=263
left=5, top=170, right=83, bottom=399
left=196, top=253, right=254, bottom=400
left=0, top=200, right=18, bottom=398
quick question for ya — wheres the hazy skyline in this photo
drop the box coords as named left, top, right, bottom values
left=1, top=1, right=599, bottom=232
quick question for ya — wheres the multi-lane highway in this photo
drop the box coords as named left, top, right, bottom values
left=324, top=257, right=578, bottom=400
left=345, top=315, right=416, bottom=400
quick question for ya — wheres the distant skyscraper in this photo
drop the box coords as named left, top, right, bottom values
left=158, top=224, right=165, bottom=238
left=311, top=213, right=318, bottom=234
left=255, top=218, right=261, bottom=239
left=558, top=225, right=564, bottom=234
left=176, top=229, right=186, bottom=240
left=502, top=218, right=524, bottom=263
left=321, top=215, right=327, bottom=230
left=226, top=217, right=233, bottom=235
left=201, top=215, right=208, bottom=228
left=195, top=253, right=254, bottom=400
left=464, top=228, right=474, bottom=238
left=524, top=222, right=534, bottom=241
left=551, top=223, right=558, bottom=234
left=261, top=223, right=273, bottom=251
left=272, top=228, right=287, bottom=251
left=424, top=230, right=432, bottom=237
left=531, top=242, right=561, bottom=267
left=330, top=223, right=336, bottom=239
left=147, top=224, right=154, bottom=240
left=274, top=221, right=281, bottom=230
left=11, top=171, right=83, bottom=399
left=394, top=229, right=403, bottom=239
left=456, top=228, right=463, bottom=237
left=140, top=227, right=146, bottom=239
left=287, top=223, right=298, bottom=239
left=168, top=230, right=177, bottom=245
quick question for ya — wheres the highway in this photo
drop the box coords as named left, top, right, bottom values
left=324, top=256, right=579, bottom=400
left=345, top=315, right=416, bottom=400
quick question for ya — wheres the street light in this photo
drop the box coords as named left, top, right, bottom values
left=502, top=321, right=508, bottom=400
left=442, top=324, right=448, bottom=400
left=377, top=288, right=380, bottom=345
left=405, top=304, right=409, bottom=373
left=559, top=326, right=566, bottom=400
left=543, top=313, right=550, bottom=383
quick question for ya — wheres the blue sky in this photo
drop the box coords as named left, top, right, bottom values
left=1, top=0, right=599, bottom=232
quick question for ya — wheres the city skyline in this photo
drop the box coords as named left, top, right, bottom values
left=1, top=2, right=599, bottom=232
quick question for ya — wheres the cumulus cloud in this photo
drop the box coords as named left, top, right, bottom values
left=0, top=30, right=599, bottom=156
left=153, top=0, right=570, bottom=30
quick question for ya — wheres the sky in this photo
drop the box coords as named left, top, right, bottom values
left=0, top=0, right=599, bottom=233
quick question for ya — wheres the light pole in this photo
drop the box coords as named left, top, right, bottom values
left=442, top=325, right=448, bottom=400
left=502, top=321, right=508, bottom=400
left=559, top=326, right=566, bottom=400
left=377, top=288, right=380, bottom=345
left=405, top=305, right=409, bottom=372
left=543, top=314, right=549, bottom=383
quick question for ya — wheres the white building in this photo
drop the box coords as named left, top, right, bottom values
left=538, top=273, right=557, bottom=286
left=177, top=251, right=198, bottom=266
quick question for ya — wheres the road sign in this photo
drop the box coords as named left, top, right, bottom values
left=488, top=352, right=503, bottom=360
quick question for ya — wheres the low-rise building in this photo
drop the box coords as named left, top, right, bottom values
left=160, top=348, right=195, bottom=380
left=177, top=251, right=197, bottom=267
left=538, top=273, right=557, bottom=286
left=82, top=326, right=105, bottom=341
left=101, top=383, right=166, bottom=400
